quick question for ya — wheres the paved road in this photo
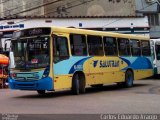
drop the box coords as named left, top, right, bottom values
left=0, top=79, right=160, bottom=119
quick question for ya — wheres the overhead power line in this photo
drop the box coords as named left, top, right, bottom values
left=102, top=1, right=158, bottom=28
left=1, top=0, right=95, bottom=25
left=0, top=0, right=42, bottom=18
left=0, top=0, right=10, bottom=5
left=1, top=0, right=94, bottom=18
left=3, top=0, right=63, bottom=18
left=0, top=0, right=42, bottom=16
left=45, top=0, right=95, bottom=16
left=136, top=1, right=157, bottom=12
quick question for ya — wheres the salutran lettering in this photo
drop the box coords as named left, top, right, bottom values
left=100, top=60, right=119, bottom=68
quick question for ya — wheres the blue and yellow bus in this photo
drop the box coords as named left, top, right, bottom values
left=8, top=27, right=153, bottom=95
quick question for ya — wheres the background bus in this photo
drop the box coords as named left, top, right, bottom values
left=8, top=27, right=153, bottom=95
left=150, top=39, right=160, bottom=76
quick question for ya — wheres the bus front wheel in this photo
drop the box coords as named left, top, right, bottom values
left=37, top=90, right=46, bottom=95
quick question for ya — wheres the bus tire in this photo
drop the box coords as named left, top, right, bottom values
left=124, top=70, right=134, bottom=87
left=72, top=73, right=86, bottom=95
left=72, top=74, right=80, bottom=95
left=37, top=90, right=46, bottom=95
left=79, top=74, right=86, bottom=94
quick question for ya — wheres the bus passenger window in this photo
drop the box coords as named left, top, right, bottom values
left=53, top=35, right=69, bottom=63
left=155, top=44, right=160, bottom=60
left=87, top=35, right=103, bottom=56
left=103, top=37, right=117, bottom=56
left=118, top=38, right=131, bottom=56
left=130, top=39, right=141, bottom=56
left=70, top=34, right=87, bottom=56
left=141, top=41, right=151, bottom=56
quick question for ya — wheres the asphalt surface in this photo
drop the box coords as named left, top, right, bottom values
left=0, top=78, right=160, bottom=119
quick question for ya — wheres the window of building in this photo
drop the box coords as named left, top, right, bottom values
left=87, top=35, right=103, bottom=56
left=118, top=38, right=130, bottom=56
left=130, top=39, right=141, bottom=56
left=145, top=13, right=159, bottom=26
left=70, top=34, right=87, bottom=56
left=103, top=37, right=117, bottom=56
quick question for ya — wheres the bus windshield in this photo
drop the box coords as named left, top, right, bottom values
left=11, top=36, right=50, bottom=69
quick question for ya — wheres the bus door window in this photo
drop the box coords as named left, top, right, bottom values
left=155, top=43, right=160, bottom=60
left=53, top=35, right=69, bottom=63
left=118, top=38, right=131, bottom=56
left=141, top=41, right=151, bottom=56
left=87, top=35, right=103, bottom=56
left=103, top=37, right=117, bottom=56
left=130, top=39, right=141, bottom=56
left=70, top=34, right=87, bottom=56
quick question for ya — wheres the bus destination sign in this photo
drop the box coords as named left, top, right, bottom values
left=12, top=27, right=51, bottom=39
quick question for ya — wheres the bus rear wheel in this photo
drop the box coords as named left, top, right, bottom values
left=117, top=70, right=134, bottom=88
left=124, top=70, right=134, bottom=87
left=72, top=73, right=85, bottom=95
left=37, top=90, right=46, bottom=95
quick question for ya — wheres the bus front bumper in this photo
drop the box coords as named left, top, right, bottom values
left=8, top=77, right=53, bottom=91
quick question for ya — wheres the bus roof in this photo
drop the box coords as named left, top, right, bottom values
left=14, top=26, right=150, bottom=40
left=51, top=26, right=150, bottom=40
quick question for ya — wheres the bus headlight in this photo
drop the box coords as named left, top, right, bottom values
left=42, top=67, right=50, bottom=78
left=10, top=73, right=17, bottom=79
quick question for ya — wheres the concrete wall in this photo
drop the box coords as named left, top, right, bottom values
left=44, top=0, right=136, bottom=16
left=0, top=0, right=136, bottom=17
left=0, top=0, right=44, bottom=17
left=135, top=0, right=158, bottom=13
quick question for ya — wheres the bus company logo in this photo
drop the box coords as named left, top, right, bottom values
left=93, top=60, right=99, bottom=68
left=100, top=60, right=119, bottom=68
left=93, top=60, right=119, bottom=68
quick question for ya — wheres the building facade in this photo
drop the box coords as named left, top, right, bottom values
left=43, top=0, right=135, bottom=16
left=0, top=0, right=44, bottom=18
left=0, top=0, right=136, bottom=17
left=135, top=0, right=160, bottom=38
left=0, top=0, right=150, bottom=51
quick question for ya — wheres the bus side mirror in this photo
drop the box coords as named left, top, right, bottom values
left=9, top=52, right=15, bottom=69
